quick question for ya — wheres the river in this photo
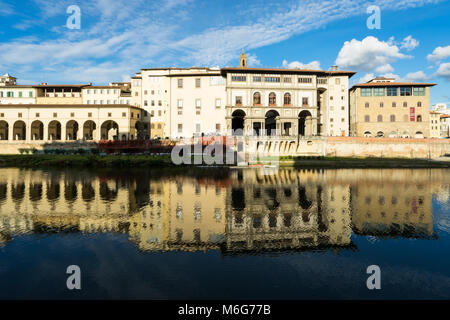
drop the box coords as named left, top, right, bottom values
left=0, top=167, right=449, bottom=299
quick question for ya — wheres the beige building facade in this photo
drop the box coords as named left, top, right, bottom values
left=222, top=53, right=355, bottom=138
left=349, top=77, right=436, bottom=138
left=0, top=104, right=145, bottom=142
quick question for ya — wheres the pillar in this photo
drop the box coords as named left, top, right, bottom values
left=306, top=117, right=312, bottom=136
left=312, top=117, right=318, bottom=136
left=43, top=124, right=48, bottom=142
left=8, top=123, right=13, bottom=142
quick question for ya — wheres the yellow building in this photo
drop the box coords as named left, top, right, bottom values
left=349, top=77, right=436, bottom=138
left=430, top=111, right=441, bottom=138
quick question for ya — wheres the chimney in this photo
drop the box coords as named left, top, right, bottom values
left=330, top=65, right=338, bottom=71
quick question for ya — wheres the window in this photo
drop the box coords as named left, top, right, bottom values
left=374, top=88, right=385, bottom=96
left=341, top=106, right=345, bottom=110
left=253, top=76, right=261, bottom=82
left=413, top=87, right=425, bottom=96
left=253, top=92, right=261, bottom=105
left=380, top=102, right=384, bottom=108
left=178, top=79, right=183, bottom=88
left=158, top=110, right=162, bottom=116
left=302, top=97, right=309, bottom=106
left=53, top=113, right=57, bottom=118
left=390, top=115, right=396, bottom=122
left=417, top=115, right=422, bottom=122
left=284, top=93, right=291, bottom=105
left=232, top=75, right=246, bottom=82
left=108, top=113, right=112, bottom=117
left=400, top=87, right=412, bottom=96
left=377, top=115, right=383, bottom=122
left=403, top=102, right=407, bottom=107
left=88, top=113, right=92, bottom=117
left=144, top=90, right=148, bottom=95
left=392, top=102, right=396, bottom=107
left=29, top=91, right=33, bottom=97
left=144, top=100, right=148, bottom=106
left=36, top=113, right=40, bottom=117
left=269, top=92, right=276, bottom=105
left=18, top=113, right=22, bottom=118
left=151, top=100, right=155, bottom=106
left=157, top=124, right=162, bottom=129
left=215, top=99, right=221, bottom=108
left=283, top=77, right=292, bottom=83
left=216, top=124, right=221, bottom=132
left=387, top=87, right=398, bottom=96
left=177, top=99, right=183, bottom=108
left=158, top=100, right=162, bottom=106
left=361, top=88, right=372, bottom=96
left=235, top=96, right=243, bottom=106
left=364, top=115, right=370, bottom=122
left=178, top=124, right=183, bottom=133
left=335, top=78, right=341, bottom=85
left=417, top=101, right=422, bottom=107
left=265, top=76, right=280, bottom=83
left=122, top=112, right=126, bottom=117
left=71, top=112, right=75, bottom=117
left=365, top=102, right=370, bottom=108
left=195, top=78, right=201, bottom=88
left=298, top=77, right=312, bottom=84
left=341, top=118, right=345, bottom=122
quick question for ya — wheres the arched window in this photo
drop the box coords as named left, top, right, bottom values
left=364, top=131, right=371, bottom=137
left=377, top=115, right=383, bottom=122
left=253, top=92, right=261, bottom=105
left=390, top=115, right=396, bottom=122
left=284, top=93, right=291, bottom=106
left=376, top=131, right=384, bottom=138
left=364, top=115, right=370, bottom=122
left=417, top=115, right=422, bottom=122
left=269, top=92, right=276, bottom=106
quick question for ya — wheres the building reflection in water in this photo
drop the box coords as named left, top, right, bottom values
left=0, top=168, right=448, bottom=252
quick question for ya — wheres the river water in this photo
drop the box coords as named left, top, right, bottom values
left=0, top=167, right=449, bottom=299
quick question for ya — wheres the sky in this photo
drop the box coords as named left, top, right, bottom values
left=0, top=0, right=449, bottom=105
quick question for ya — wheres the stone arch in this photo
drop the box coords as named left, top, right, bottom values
left=0, top=120, right=9, bottom=140
left=83, top=120, right=97, bottom=141
left=66, top=120, right=79, bottom=141
left=232, top=109, right=246, bottom=135
left=298, top=110, right=312, bottom=136
left=13, top=120, right=26, bottom=141
left=31, top=120, right=44, bottom=140
left=363, top=131, right=372, bottom=137
left=265, top=110, right=280, bottom=136
left=48, top=120, right=62, bottom=140
left=101, top=120, right=119, bottom=140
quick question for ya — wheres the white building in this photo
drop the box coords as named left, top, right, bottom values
left=222, top=52, right=355, bottom=137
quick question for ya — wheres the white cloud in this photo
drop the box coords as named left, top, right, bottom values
left=282, top=60, right=321, bottom=70
left=375, top=64, right=394, bottom=73
left=427, top=45, right=450, bottom=62
left=357, top=73, right=376, bottom=84
left=335, top=36, right=411, bottom=72
left=0, top=0, right=443, bottom=84
left=404, top=70, right=429, bottom=82
left=247, top=54, right=261, bottom=67
left=400, top=35, right=419, bottom=51
left=436, top=62, right=450, bottom=80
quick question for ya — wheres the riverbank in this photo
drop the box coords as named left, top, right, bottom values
left=0, top=154, right=449, bottom=168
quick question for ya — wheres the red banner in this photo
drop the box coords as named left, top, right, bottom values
left=410, top=107, right=415, bottom=121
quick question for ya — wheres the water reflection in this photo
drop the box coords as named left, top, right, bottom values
left=0, top=168, right=448, bottom=253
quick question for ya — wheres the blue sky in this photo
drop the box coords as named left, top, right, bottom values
left=0, top=0, right=449, bottom=105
